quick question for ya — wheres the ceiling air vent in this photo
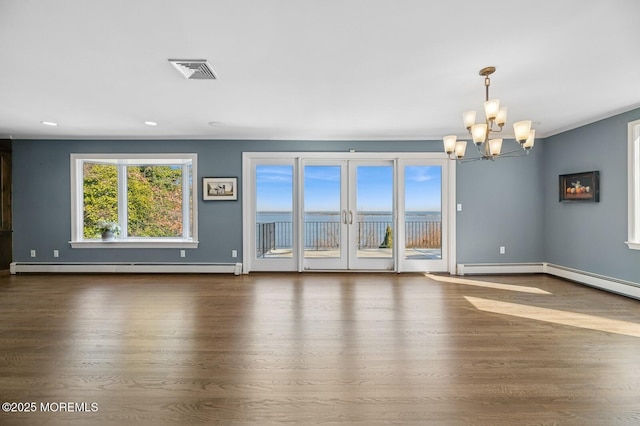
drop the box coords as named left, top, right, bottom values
left=168, top=59, right=217, bottom=80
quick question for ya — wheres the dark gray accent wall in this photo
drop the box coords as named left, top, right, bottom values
left=543, top=108, right=640, bottom=283
left=456, top=141, right=544, bottom=264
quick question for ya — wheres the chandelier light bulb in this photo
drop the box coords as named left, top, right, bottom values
left=463, top=111, right=476, bottom=130
left=484, top=99, right=500, bottom=121
left=443, top=135, right=457, bottom=154
left=489, top=138, right=503, bottom=156
left=455, top=141, right=467, bottom=159
left=496, top=107, right=508, bottom=126
left=523, top=129, right=536, bottom=150
left=514, top=120, right=532, bottom=143
left=471, top=123, right=487, bottom=145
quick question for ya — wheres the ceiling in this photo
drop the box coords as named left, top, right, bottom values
left=1, top=0, right=639, bottom=141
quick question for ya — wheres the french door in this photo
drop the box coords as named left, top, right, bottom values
left=243, top=152, right=454, bottom=273
left=302, top=160, right=394, bottom=271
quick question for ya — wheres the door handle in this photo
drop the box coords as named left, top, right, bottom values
left=349, top=210, right=353, bottom=224
left=342, top=210, right=347, bottom=224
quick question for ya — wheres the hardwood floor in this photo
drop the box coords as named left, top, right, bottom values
left=0, top=272, right=639, bottom=425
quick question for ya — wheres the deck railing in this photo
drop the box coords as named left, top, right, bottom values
left=257, top=221, right=441, bottom=256
left=256, top=222, right=276, bottom=257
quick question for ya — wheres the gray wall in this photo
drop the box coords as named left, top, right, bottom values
left=543, top=108, right=640, bottom=283
left=13, top=137, right=544, bottom=266
left=456, top=142, right=544, bottom=264
left=22, top=109, right=640, bottom=282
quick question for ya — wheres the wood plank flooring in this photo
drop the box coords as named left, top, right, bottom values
left=0, top=272, right=639, bottom=425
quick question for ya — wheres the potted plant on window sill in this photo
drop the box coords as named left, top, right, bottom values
left=97, top=221, right=121, bottom=241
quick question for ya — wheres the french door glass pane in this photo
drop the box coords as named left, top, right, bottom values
left=404, top=165, right=442, bottom=259
left=304, top=165, right=341, bottom=258
left=356, top=165, right=393, bottom=258
left=256, top=165, right=293, bottom=258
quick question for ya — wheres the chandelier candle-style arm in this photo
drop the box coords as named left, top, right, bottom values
left=442, top=66, right=536, bottom=162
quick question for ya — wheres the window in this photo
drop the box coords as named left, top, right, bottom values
left=628, top=119, right=640, bottom=250
left=70, top=154, right=198, bottom=248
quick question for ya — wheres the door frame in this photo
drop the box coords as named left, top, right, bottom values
left=242, top=152, right=456, bottom=274
left=346, top=159, right=396, bottom=271
left=300, top=159, right=349, bottom=271
left=396, top=157, right=452, bottom=272
left=300, top=159, right=396, bottom=271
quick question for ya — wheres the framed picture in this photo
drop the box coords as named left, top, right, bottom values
left=559, top=171, right=599, bottom=202
left=203, top=177, right=237, bottom=201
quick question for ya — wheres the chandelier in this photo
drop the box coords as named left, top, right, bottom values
left=443, top=66, right=535, bottom=161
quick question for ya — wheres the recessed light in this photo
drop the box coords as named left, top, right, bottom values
left=144, top=121, right=158, bottom=126
left=208, top=121, right=224, bottom=127
left=41, top=121, right=58, bottom=126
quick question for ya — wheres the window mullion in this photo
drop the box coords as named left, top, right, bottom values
left=118, top=163, right=128, bottom=238
left=627, top=120, right=640, bottom=249
left=182, top=163, right=190, bottom=239
left=634, top=131, right=640, bottom=242
left=73, top=158, right=84, bottom=241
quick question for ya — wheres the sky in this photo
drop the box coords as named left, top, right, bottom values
left=256, top=164, right=441, bottom=212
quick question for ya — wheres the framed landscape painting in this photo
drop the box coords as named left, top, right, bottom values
left=559, top=171, right=599, bottom=202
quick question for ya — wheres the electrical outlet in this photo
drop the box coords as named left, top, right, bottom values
left=30, top=250, right=36, bottom=258
left=457, top=203, right=462, bottom=211
left=180, top=250, right=186, bottom=258
left=53, top=250, right=59, bottom=258
left=232, top=250, right=238, bottom=258
left=499, top=246, right=506, bottom=254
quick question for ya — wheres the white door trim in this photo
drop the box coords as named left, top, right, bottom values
left=243, top=152, right=455, bottom=274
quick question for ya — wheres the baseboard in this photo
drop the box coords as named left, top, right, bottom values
left=544, top=263, right=640, bottom=300
left=457, top=263, right=545, bottom=275
left=457, top=262, right=640, bottom=301
left=10, top=262, right=243, bottom=275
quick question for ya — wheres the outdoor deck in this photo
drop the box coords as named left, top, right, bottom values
left=263, top=248, right=442, bottom=259
left=257, top=220, right=442, bottom=259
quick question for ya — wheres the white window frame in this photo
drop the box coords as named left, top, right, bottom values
left=627, top=119, right=640, bottom=250
left=69, top=153, right=198, bottom=249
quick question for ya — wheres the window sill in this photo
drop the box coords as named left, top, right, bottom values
left=69, top=239, right=199, bottom=249
left=626, top=241, right=640, bottom=250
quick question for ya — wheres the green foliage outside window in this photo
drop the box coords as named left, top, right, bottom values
left=83, top=163, right=118, bottom=238
left=83, top=162, right=186, bottom=239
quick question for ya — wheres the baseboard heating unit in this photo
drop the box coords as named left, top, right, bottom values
left=457, top=262, right=640, bottom=301
left=10, top=262, right=243, bottom=275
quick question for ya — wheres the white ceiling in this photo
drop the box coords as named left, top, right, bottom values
left=1, top=0, right=639, bottom=141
